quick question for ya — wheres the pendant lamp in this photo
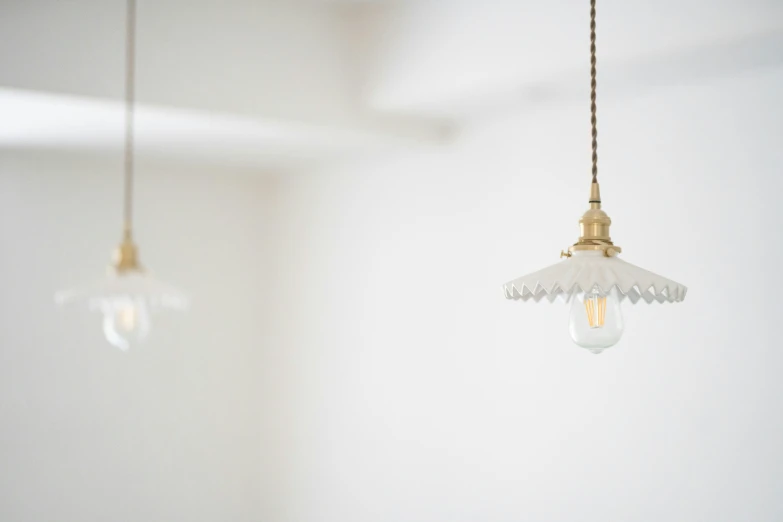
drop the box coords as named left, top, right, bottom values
left=503, top=0, right=686, bottom=354
left=56, top=0, right=188, bottom=351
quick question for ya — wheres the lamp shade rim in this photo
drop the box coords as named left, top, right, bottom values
left=503, top=254, right=687, bottom=304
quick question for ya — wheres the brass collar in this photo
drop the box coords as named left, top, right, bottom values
left=112, top=230, right=143, bottom=273
left=568, top=183, right=621, bottom=257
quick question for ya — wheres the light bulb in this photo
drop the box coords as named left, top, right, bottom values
left=57, top=271, right=188, bottom=351
left=100, top=296, right=151, bottom=351
left=568, top=287, right=623, bottom=354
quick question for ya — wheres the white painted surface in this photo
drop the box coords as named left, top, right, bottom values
left=1, top=1, right=781, bottom=168
left=272, top=68, right=783, bottom=522
left=0, top=1, right=781, bottom=520
left=0, top=0, right=350, bottom=119
left=0, top=89, right=446, bottom=170
left=363, top=0, right=783, bottom=115
left=0, top=154, right=288, bottom=521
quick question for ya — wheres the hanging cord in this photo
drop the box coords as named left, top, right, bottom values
left=123, top=0, right=136, bottom=238
left=589, top=0, right=598, bottom=184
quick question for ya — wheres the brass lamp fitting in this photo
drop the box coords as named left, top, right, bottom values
left=567, top=182, right=622, bottom=257
left=112, top=227, right=143, bottom=273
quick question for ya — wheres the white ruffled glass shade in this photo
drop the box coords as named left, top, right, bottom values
left=503, top=251, right=687, bottom=305
left=56, top=271, right=188, bottom=351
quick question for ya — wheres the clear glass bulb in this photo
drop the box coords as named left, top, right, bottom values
left=57, top=271, right=187, bottom=351
left=100, top=296, right=151, bottom=351
left=569, top=287, right=624, bottom=354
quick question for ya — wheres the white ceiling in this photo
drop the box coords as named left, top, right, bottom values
left=0, top=88, right=447, bottom=171
left=1, top=0, right=781, bottom=170
left=362, top=1, right=783, bottom=117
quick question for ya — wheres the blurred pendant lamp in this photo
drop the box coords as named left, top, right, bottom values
left=503, top=0, right=686, bottom=354
left=56, top=0, right=188, bottom=351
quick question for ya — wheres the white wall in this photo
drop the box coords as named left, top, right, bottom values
left=273, top=67, right=783, bottom=521
left=0, top=153, right=285, bottom=521
left=2, top=69, right=780, bottom=522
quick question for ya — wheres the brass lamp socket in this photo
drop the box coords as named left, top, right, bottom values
left=111, top=230, right=143, bottom=273
left=568, top=182, right=622, bottom=257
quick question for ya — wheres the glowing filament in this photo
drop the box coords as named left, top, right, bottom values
left=119, top=305, right=137, bottom=331
left=584, top=295, right=607, bottom=328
